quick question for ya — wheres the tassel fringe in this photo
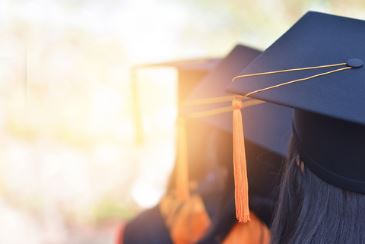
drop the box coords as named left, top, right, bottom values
left=176, top=117, right=190, bottom=200
left=232, top=97, right=250, bottom=223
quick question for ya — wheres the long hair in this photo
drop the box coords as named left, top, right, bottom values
left=271, top=137, right=365, bottom=244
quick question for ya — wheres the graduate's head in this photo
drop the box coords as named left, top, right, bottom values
left=226, top=10, right=365, bottom=241
left=271, top=109, right=365, bottom=243
left=271, top=132, right=365, bottom=244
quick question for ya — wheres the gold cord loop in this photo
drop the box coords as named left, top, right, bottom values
left=232, top=62, right=347, bottom=81
left=184, top=95, right=233, bottom=106
left=186, top=99, right=265, bottom=119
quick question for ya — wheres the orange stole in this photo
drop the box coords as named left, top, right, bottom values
left=223, top=212, right=270, bottom=244
left=160, top=194, right=211, bottom=244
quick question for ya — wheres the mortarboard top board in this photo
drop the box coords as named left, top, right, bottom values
left=185, top=44, right=293, bottom=157
left=134, top=58, right=220, bottom=70
left=228, top=11, right=365, bottom=193
left=133, top=58, right=220, bottom=102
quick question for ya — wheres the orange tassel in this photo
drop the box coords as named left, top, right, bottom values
left=232, top=97, right=250, bottom=223
left=223, top=212, right=270, bottom=244
left=176, top=117, right=190, bottom=200
left=170, top=195, right=211, bottom=244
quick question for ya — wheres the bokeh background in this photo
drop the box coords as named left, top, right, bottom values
left=1, top=0, right=365, bottom=243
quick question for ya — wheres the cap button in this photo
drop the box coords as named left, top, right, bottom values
left=347, top=58, right=364, bottom=68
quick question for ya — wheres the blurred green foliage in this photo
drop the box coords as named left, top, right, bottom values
left=93, top=198, right=139, bottom=222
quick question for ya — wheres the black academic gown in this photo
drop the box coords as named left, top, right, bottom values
left=123, top=205, right=173, bottom=244
left=122, top=172, right=224, bottom=244
left=122, top=139, right=282, bottom=244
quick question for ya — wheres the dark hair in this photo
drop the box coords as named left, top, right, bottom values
left=271, top=137, right=365, bottom=244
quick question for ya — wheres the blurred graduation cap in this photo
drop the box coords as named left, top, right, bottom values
left=134, top=58, right=220, bottom=103
left=121, top=59, right=218, bottom=244
left=131, top=58, right=219, bottom=145
left=185, top=47, right=292, bottom=156
left=228, top=12, right=365, bottom=195
left=183, top=42, right=293, bottom=223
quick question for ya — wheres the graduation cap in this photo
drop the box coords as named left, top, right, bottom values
left=122, top=59, right=219, bottom=244
left=183, top=44, right=293, bottom=223
left=131, top=57, right=220, bottom=201
left=131, top=58, right=219, bottom=145
left=228, top=12, right=365, bottom=197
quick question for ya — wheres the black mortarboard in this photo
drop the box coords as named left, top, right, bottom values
left=228, top=11, right=365, bottom=193
left=186, top=45, right=292, bottom=156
